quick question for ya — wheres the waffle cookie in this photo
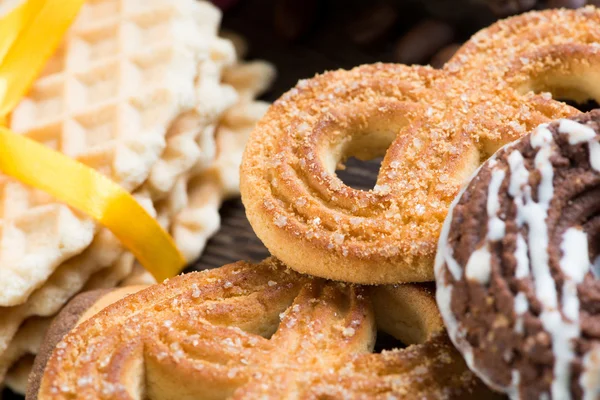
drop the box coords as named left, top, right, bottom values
left=0, top=195, right=153, bottom=361
left=1, top=0, right=223, bottom=307
left=165, top=67, right=273, bottom=262
left=29, top=258, right=500, bottom=399
left=0, top=51, right=274, bottom=394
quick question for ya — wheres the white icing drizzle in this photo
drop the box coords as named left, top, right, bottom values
left=508, top=151, right=529, bottom=199
left=527, top=126, right=578, bottom=400
left=559, top=228, right=589, bottom=325
left=580, top=345, right=600, bottom=400
left=513, top=232, right=530, bottom=336
left=560, top=228, right=591, bottom=284
left=435, top=177, right=478, bottom=381
left=514, top=234, right=530, bottom=279
left=488, top=169, right=507, bottom=241
left=465, top=169, right=507, bottom=284
left=558, top=119, right=596, bottom=144
left=505, top=125, right=580, bottom=400
left=445, top=246, right=463, bottom=281
left=559, top=227, right=599, bottom=400
left=436, top=120, right=600, bottom=400
left=508, top=150, right=531, bottom=344
left=589, top=140, right=600, bottom=172
left=558, top=118, right=600, bottom=172
left=488, top=169, right=505, bottom=216
left=509, top=150, right=533, bottom=339
left=513, top=292, right=529, bottom=334
left=514, top=292, right=529, bottom=316
left=437, top=157, right=495, bottom=281
left=509, top=370, right=521, bottom=399
left=465, top=247, right=492, bottom=284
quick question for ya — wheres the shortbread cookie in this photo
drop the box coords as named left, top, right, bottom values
left=446, top=6, right=600, bottom=155
left=32, top=258, right=498, bottom=399
left=29, top=286, right=147, bottom=399
left=435, top=111, right=600, bottom=399
left=241, top=8, right=600, bottom=285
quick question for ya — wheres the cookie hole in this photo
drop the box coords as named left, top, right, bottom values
left=555, top=98, right=600, bottom=113
left=527, top=81, right=600, bottom=113
left=373, top=330, right=405, bottom=353
left=325, top=126, right=396, bottom=192
left=335, top=156, right=382, bottom=190
left=319, top=102, right=408, bottom=192
left=517, top=57, right=600, bottom=108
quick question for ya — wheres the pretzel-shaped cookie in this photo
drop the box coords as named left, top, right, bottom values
left=445, top=6, right=600, bottom=154
left=32, top=258, right=498, bottom=399
left=240, top=8, right=600, bottom=284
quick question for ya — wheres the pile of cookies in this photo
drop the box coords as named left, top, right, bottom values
left=0, top=0, right=274, bottom=395
left=9, top=5, right=600, bottom=400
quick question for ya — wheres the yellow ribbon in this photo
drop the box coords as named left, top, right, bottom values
left=0, top=0, right=186, bottom=281
left=0, top=0, right=43, bottom=64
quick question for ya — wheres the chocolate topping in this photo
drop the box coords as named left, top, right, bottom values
left=435, top=111, right=600, bottom=399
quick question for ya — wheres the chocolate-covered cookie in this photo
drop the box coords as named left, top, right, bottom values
left=435, top=111, right=600, bottom=399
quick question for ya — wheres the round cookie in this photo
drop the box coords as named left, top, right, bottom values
left=435, top=111, right=600, bottom=399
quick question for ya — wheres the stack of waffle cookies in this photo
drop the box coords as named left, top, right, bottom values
left=0, top=0, right=274, bottom=394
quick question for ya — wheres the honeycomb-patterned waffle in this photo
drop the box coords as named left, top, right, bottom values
left=159, top=61, right=275, bottom=262
left=0, top=56, right=275, bottom=396
left=0, top=0, right=221, bottom=308
left=0, top=194, right=154, bottom=363
left=168, top=100, right=271, bottom=263
left=0, top=34, right=237, bottom=356
left=143, top=36, right=239, bottom=200
left=0, top=179, right=95, bottom=308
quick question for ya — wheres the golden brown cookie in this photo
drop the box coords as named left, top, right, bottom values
left=33, top=259, right=499, bottom=399
left=28, top=286, right=146, bottom=399
left=240, top=9, right=600, bottom=284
